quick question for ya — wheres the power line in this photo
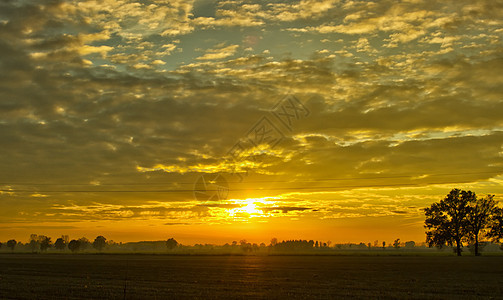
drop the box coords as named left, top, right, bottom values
left=0, top=170, right=500, bottom=187
left=0, top=180, right=498, bottom=194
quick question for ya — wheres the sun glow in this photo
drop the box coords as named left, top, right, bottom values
left=242, top=201, right=261, bottom=215
left=228, top=197, right=275, bottom=218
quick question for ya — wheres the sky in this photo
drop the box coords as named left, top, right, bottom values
left=1, top=0, right=502, bottom=245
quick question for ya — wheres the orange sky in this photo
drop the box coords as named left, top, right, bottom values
left=1, top=0, right=502, bottom=245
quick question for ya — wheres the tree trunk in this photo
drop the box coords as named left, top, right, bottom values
left=456, top=240, right=462, bottom=256
left=475, top=235, right=480, bottom=256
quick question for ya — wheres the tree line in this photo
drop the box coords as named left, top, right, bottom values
left=1, top=188, right=502, bottom=255
left=1, top=235, right=432, bottom=253
left=0, top=235, right=183, bottom=253
left=1, top=235, right=109, bottom=253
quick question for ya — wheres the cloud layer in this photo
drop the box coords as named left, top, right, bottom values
left=1, top=0, right=502, bottom=242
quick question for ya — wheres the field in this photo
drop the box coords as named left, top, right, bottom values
left=1, top=254, right=502, bottom=299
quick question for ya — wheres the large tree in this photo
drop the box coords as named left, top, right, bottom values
left=488, top=207, right=503, bottom=247
left=92, top=236, right=107, bottom=252
left=39, top=236, right=52, bottom=252
left=68, top=239, right=81, bottom=252
left=29, top=234, right=39, bottom=253
left=78, top=237, right=91, bottom=251
left=424, top=189, right=472, bottom=256
left=7, top=239, right=17, bottom=251
left=466, top=194, right=498, bottom=256
left=166, top=238, right=178, bottom=250
left=54, top=237, right=67, bottom=251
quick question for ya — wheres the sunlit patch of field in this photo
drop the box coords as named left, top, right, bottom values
left=0, top=254, right=502, bottom=299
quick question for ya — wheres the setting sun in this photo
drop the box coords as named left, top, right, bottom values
left=228, top=198, right=271, bottom=218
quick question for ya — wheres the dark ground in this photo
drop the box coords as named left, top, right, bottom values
left=1, top=254, right=502, bottom=299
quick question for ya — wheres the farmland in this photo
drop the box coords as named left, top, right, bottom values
left=1, top=254, right=502, bottom=299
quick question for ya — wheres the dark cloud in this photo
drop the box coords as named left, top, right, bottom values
left=261, top=206, right=311, bottom=213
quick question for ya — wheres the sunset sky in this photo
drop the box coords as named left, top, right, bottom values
left=1, top=0, right=502, bottom=245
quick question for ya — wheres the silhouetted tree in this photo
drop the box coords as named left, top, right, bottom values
left=54, top=237, right=67, bottom=251
left=273, top=239, right=316, bottom=251
left=424, top=189, right=472, bottom=256
left=68, top=239, right=81, bottom=252
left=39, top=236, right=52, bottom=252
left=488, top=207, right=503, bottom=246
left=7, top=239, right=17, bottom=251
left=270, top=238, right=278, bottom=246
left=166, top=238, right=178, bottom=250
left=78, top=237, right=91, bottom=250
left=466, top=194, right=498, bottom=256
left=404, top=241, right=415, bottom=249
left=382, top=241, right=386, bottom=250
left=92, top=236, right=107, bottom=252
left=393, top=239, right=400, bottom=249
left=240, top=239, right=252, bottom=252
left=29, top=234, right=39, bottom=252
